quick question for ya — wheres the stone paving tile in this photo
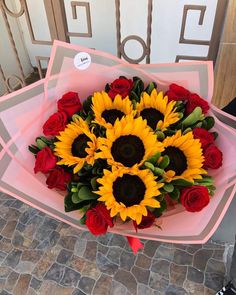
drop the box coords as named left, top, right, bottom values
left=193, top=248, right=213, bottom=271
left=114, top=269, right=137, bottom=294
left=169, top=263, right=187, bottom=286
left=187, top=266, right=204, bottom=284
left=143, top=240, right=161, bottom=257
left=151, top=259, right=170, bottom=279
left=120, top=250, right=136, bottom=271
left=183, top=280, right=205, bottom=295
left=60, top=267, right=81, bottom=287
left=107, top=246, right=122, bottom=265
left=135, top=253, right=152, bottom=269
left=92, top=274, right=112, bottom=295
left=12, top=274, right=31, bottom=295
left=154, top=244, right=175, bottom=261
left=4, top=271, right=19, bottom=292
left=149, top=272, right=169, bottom=292
left=111, top=280, right=127, bottom=294
left=77, top=276, right=95, bottom=294
left=166, top=284, right=188, bottom=295
left=96, top=252, right=119, bottom=275
left=131, top=265, right=150, bottom=285
left=0, top=193, right=232, bottom=295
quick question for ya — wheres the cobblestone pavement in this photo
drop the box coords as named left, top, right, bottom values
left=0, top=192, right=233, bottom=295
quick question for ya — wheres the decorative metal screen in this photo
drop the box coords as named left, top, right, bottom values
left=0, top=0, right=228, bottom=95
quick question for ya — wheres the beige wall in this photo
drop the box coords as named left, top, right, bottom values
left=212, top=0, right=236, bottom=108
left=0, top=0, right=33, bottom=95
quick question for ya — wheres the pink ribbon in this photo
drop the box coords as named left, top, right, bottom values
left=126, top=236, right=144, bottom=254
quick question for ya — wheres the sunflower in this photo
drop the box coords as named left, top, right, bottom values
left=161, top=130, right=206, bottom=183
left=136, top=89, right=180, bottom=131
left=92, top=91, right=134, bottom=128
left=96, top=167, right=163, bottom=224
left=96, top=116, right=164, bottom=168
left=54, top=118, right=97, bottom=173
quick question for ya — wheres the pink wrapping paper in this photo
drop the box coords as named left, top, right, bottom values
left=1, top=40, right=236, bottom=244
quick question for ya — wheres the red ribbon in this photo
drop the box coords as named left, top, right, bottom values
left=126, top=236, right=144, bottom=254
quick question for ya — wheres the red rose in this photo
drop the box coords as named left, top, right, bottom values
left=186, top=93, right=209, bottom=115
left=46, top=167, right=71, bottom=190
left=133, top=210, right=156, bottom=231
left=180, top=185, right=210, bottom=212
left=192, top=128, right=215, bottom=149
left=203, top=145, right=223, bottom=169
left=34, top=147, right=57, bottom=174
left=86, top=203, right=113, bottom=235
left=57, top=92, right=82, bottom=117
left=166, top=83, right=190, bottom=101
left=108, top=78, right=133, bottom=99
left=43, top=111, right=67, bottom=136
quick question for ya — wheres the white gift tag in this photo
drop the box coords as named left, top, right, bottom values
left=73, top=52, right=91, bottom=70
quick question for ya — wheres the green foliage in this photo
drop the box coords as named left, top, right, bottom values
left=145, top=82, right=157, bottom=95
left=28, top=144, right=40, bottom=155
left=64, top=193, right=92, bottom=212
left=163, top=183, right=174, bottom=193
left=159, top=155, right=170, bottom=169
left=201, top=116, right=215, bottom=130
left=83, top=95, right=93, bottom=114
left=168, top=188, right=180, bottom=200
left=181, top=107, right=204, bottom=128
left=171, top=179, right=193, bottom=187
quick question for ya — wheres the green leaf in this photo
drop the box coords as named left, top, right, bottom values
left=105, top=83, right=110, bottom=92
left=132, top=100, right=137, bottom=109
left=64, top=193, right=91, bottom=212
left=152, top=199, right=167, bottom=217
left=72, top=192, right=80, bottom=204
left=145, top=82, right=156, bottom=95
left=169, top=188, right=180, bottom=200
left=153, top=167, right=164, bottom=176
left=147, top=152, right=161, bottom=164
left=78, top=186, right=98, bottom=200
left=197, top=176, right=213, bottom=185
left=80, top=214, right=86, bottom=225
left=130, top=91, right=140, bottom=102
left=171, top=179, right=193, bottom=186
left=213, top=131, right=218, bottom=140
left=144, top=162, right=155, bottom=171
left=204, top=116, right=215, bottom=130
left=71, top=187, right=78, bottom=193
left=159, top=155, right=170, bottom=169
left=91, top=177, right=99, bottom=190
left=181, top=107, right=203, bottom=127
left=195, top=122, right=203, bottom=128
left=36, top=138, right=48, bottom=150
left=163, top=183, right=174, bottom=193
left=28, top=145, right=40, bottom=154
left=155, top=131, right=165, bottom=141
left=82, top=95, right=93, bottom=114
left=133, top=78, right=144, bottom=95
left=72, top=114, right=81, bottom=122
left=183, top=127, right=192, bottom=135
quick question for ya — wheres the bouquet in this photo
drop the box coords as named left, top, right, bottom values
left=29, top=76, right=223, bottom=238
left=1, top=41, right=236, bottom=250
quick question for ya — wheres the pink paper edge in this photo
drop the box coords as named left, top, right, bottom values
left=211, top=104, right=236, bottom=122
left=0, top=79, right=45, bottom=102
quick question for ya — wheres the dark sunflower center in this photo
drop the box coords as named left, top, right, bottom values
left=71, top=134, right=91, bottom=158
left=111, top=135, right=145, bottom=167
left=101, top=109, right=125, bottom=125
left=113, top=174, right=146, bottom=206
left=162, top=146, right=187, bottom=176
left=140, top=108, right=164, bottom=130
